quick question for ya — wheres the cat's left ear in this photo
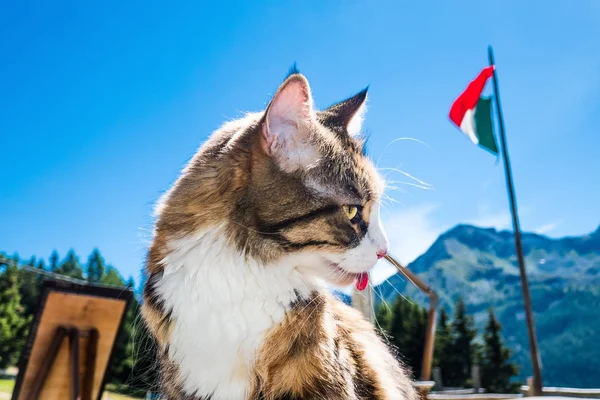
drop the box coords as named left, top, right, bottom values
left=325, top=88, right=368, bottom=137
left=261, top=74, right=317, bottom=164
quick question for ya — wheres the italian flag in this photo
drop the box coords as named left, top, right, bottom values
left=449, top=66, right=499, bottom=155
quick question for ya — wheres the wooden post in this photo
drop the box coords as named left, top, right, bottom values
left=384, top=254, right=438, bottom=381
left=472, top=364, right=481, bottom=393
left=432, top=367, right=443, bottom=391
left=68, top=328, right=80, bottom=400
left=526, top=377, right=535, bottom=396
left=25, top=327, right=68, bottom=400
left=82, top=328, right=99, bottom=400
left=352, top=286, right=375, bottom=323
left=24, top=326, right=100, bottom=400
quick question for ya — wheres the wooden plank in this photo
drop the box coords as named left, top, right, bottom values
left=15, top=290, right=127, bottom=400
left=69, top=328, right=81, bottom=400
left=83, top=328, right=99, bottom=400
left=24, top=327, right=68, bottom=400
left=351, top=286, right=374, bottom=323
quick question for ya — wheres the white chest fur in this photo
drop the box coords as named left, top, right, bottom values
left=155, top=229, right=317, bottom=399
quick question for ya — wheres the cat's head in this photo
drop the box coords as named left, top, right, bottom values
left=252, top=72, right=388, bottom=290
left=159, top=71, right=388, bottom=290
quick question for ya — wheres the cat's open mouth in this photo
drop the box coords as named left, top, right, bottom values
left=329, top=263, right=370, bottom=291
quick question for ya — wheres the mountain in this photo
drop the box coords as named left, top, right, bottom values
left=375, top=224, right=600, bottom=388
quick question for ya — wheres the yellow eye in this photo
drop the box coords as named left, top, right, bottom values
left=343, top=205, right=358, bottom=220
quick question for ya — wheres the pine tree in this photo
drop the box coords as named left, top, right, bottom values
left=49, top=251, right=59, bottom=272
left=18, top=257, right=43, bottom=317
left=481, top=308, right=520, bottom=393
left=55, top=250, right=84, bottom=279
left=101, top=266, right=126, bottom=286
left=125, top=277, right=135, bottom=289
left=386, top=297, right=427, bottom=378
left=0, top=260, right=28, bottom=369
left=125, top=298, right=160, bottom=395
left=411, top=306, right=428, bottom=377
left=86, top=249, right=106, bottom=283
left=375, top=303, right=392, bottom=333
left=102, top=271, right=129, bottom=384
left=434, top=307, right=453, bottom=386
left=446, top=297, right=478, bottom=387
left=100, top=273, right=159, bottom=396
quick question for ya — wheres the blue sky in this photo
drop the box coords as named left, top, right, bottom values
left=2, top=1, right=599, bottom=284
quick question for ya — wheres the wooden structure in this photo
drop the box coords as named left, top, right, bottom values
left=351, top=253, right=439, bottom=398
left=384, top=254, right=439, bottom=383
left=351, top=284, right=375, bottom=323
left=11, top=279, right=132, bottom=400
left=520, top=383, right=600, bottom=399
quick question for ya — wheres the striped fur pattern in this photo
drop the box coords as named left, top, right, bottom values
left=142, top=71, right=417, bottom=399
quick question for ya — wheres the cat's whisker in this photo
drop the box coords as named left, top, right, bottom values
left=374, top=137, right=431, bottom=168
left=375, top=196, right=400, bottom=214
left=380, top=167, right=431, bottom=188
left=380, top=164, right=405, bottom=179
left=374, top=197, right=392, bottom=213
left=371, top=285, right=394, bottom=345
left=388, top=181, right=433, bottom=190
left=384, top=186, right=409, bottom=195
left=381, top=193, right=400, bottom=205
left=386, top=179, right=433, bottom=191
left=375, top=287, right=393, bottom=315
left=383, top=275, right=414, bottom=306
left=292, top=296, right=325, bottom=340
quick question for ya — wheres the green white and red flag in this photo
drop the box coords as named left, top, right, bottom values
left=449, top=66, right=499, bottom=155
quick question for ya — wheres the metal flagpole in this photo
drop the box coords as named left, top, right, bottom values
left=488, top=45, right=543, bottom=396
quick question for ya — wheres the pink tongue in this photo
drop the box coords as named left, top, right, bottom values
left=355, top=272, right=369, bottom=291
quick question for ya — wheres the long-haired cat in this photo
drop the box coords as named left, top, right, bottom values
left=141, top=69, right=417, bottom=400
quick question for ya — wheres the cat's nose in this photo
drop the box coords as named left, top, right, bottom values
left=376, top=249, right=387, bottom=259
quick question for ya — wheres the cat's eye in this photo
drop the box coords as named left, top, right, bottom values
left=342, top=205, right=358, bottom=221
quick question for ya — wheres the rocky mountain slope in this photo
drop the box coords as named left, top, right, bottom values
left=375, top=224, right=600, bottom=388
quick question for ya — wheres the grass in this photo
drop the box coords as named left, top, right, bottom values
left=0, top=378, right=142, bottom=400
left=102, top=392, right=144, bottom=400
left=0, top=379, right=14, bottom=394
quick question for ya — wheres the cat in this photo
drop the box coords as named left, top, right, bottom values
left=141, top=68, right=417, bottom=400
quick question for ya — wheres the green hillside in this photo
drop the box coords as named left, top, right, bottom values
left=376, top=224, right=600, bottom=388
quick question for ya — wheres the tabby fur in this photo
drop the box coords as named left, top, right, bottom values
left=142, top=70, right=417, bottom=400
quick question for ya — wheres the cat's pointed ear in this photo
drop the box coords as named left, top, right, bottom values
left=325, top=87, right=368, bottom=137
left=261, top=74, right=316, bottom=158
